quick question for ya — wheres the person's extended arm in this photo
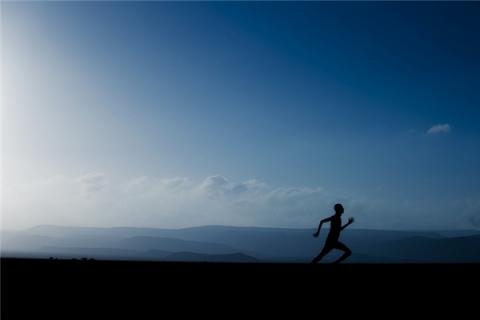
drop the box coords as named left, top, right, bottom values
left=313, top=217, right=332, bottom=237
left=341, top=217, right=354, bottom=231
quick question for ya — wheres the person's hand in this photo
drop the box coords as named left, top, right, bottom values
left=348, top=217, right=354, bottom=224
left=313, top=232, right=319, bottom=237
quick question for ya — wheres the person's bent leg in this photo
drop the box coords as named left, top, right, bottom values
left=332, top=242, right=352, bottom=264
left=311, top=245, right=332, bottom=264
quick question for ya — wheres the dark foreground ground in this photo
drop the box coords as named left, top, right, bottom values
left=2, top=258, right=478, bottom=318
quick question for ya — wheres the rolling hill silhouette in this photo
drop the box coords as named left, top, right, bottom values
left=2, top=225, right=480, bottom=262
left=164, top=252, right=258, bottom=262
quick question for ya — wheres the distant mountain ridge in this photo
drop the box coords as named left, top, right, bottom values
left=164, top=252, right=258, bottom=263
left=2, top=225, right=480, bottom=263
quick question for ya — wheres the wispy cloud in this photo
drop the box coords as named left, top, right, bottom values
left=77, top=172, right=107, bottom=194
left=427, top=123, right=451, bottom=135
left=2, top=173, right=342, bottom=229
left=4, top=173, right=466, bottom=230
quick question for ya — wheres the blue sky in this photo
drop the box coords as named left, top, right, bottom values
left=2, top=2, right=480, bottom=229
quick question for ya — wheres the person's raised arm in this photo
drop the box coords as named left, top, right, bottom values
left=341, top=217, right=354, bottom=231
left=313, top=216, right=332, bottom=237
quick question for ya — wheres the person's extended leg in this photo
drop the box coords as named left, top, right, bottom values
left=311, top=244, right=333, bottom=264
left=332, top=242, right=352, bottom=264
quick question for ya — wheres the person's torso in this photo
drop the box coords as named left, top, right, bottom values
left=327, top=215, right=341, bottom=241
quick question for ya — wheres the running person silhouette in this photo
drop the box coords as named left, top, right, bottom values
left=311, top=203, right=354, bottom=264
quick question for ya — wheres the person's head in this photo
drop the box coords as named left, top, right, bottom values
left=334, top=203, right=344, bottom=215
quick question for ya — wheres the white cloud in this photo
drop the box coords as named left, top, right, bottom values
left=427, top=123, right=451, bottom=135
left=2, top=173, right=342, bottom=229
left=160, top=177, right=191, bottom=190
left=198, top=175, right=267, bottom=197
left=6, top=172, right=469, bottom=230
left=199, top=175, right=231, bottom=196
left=77, top=172, right=107, bottom=194
left=7, top=172, right=469, bottom=230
